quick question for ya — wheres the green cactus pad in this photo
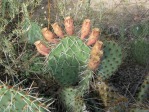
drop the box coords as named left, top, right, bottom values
left=47, top=36, right=90, bottom=86
left=60, top=87, right=87, bottom=112
left=131, top=38, right=149, bottom=66
left=98, top=41, right=122, bottom=80
left=21, top=49, right=46, bottom=75
left=22, top=4, right=44, bottom=44
left=78, top=70, right=93, bottom=92
left=0, top=84, right=48, bottom=112
left=137, top=75, right=149, bottom=103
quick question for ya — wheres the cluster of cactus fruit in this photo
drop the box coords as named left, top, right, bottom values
left=0, top=14, right=148, bottom=111
left=31, top=17, right=148, bottom=112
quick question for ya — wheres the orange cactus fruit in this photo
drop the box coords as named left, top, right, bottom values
left=88, top=51, right=103, bottom=70
left=51, top=22, right=64, bottom=38
left=64, top=16, right=74, bottom=35
left=86, top=28, right=100, bottom=46
left=90, top=41, right=103, bottom=56
left=41, top=27, right=58, bottom=43
left=34, top=41, right=50, bottom=56
left=80, top=19, right=91, bottom=40
left=88, top=41, right=103, bottom=70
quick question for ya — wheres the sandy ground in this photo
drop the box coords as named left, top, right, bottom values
left=90, top=0, right=149, bottom=11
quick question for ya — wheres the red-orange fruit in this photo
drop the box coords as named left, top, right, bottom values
left=80, top=19, right=91, bottom=40
left=52, top=23, right=64, bottom=38
left=34, top=41, right=50, bottom=56
left=64, top=16, right=74, bottom=35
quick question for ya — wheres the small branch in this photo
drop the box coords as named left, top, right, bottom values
left=48, top=0, right=51, bottom=29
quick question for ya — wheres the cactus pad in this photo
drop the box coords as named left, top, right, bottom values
left=48, top=36, right=90, bottom=86
left=60, top=87, right=87, bottom=112
left=131, top=38, right=149, bottom=66
left=98, top=41, right=122, bottom=80
left=94, top=79, right=127, bottom=108
left=0, top=84, right=48, bottom=112
left=137, top=75, right=149, bottom=103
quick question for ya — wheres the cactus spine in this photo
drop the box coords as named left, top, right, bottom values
left=0, top=83, right=49, bottom=112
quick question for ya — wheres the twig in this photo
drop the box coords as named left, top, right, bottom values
left=48, top=0, right=51, bottom=29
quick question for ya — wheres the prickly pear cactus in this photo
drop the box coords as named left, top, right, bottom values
left=128, top=74, right=149, bottom=112
left=131, top=38, right=149, bottom=66
left=98, top=40, right=122, bottom=80
left=47, top=38, right=122, bottom=86
left=33, top=16, right=124, bottom=112
left=137, top=75, right=149, bottom=103
left=32, top=15, right=123, bottom=86
left=94, top=78, right=128, bottom=108
left=60, top=87, right=87, bottom=112
left=0, top=84, right=48, bottom=112
left=26, top=22, right=44, bottom=44
left=47, top=36, right=90, bottom=86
